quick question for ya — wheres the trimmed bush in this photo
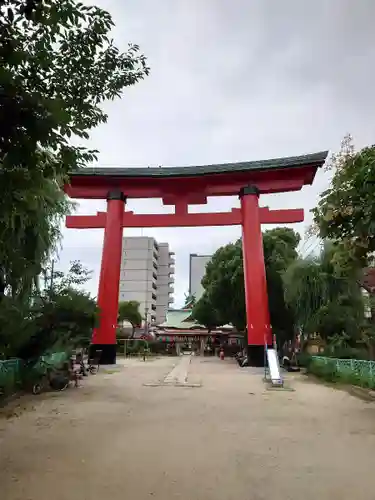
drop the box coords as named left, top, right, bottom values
left=308, top=356, right=375, bottom=389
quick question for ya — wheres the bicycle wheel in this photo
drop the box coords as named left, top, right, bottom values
left=50, top=374, right=69, bottom=391
left=32, top=383, right=42, bottom=395
left=89, top=365, right=97, bottom=375
left=32, top=375, right=47, bottom=395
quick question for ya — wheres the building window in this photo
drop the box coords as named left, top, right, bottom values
left=151, top=304, right=156, bottom=310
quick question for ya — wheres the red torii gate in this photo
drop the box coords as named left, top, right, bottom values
left=65, top=151, right=327, bottom=365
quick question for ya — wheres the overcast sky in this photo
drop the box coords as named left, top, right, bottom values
left=59, top=0, right=375, bottom=307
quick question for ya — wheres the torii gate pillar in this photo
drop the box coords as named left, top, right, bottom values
left=90, top=190, right=126, bottom=364
left=240, top=186, right=272, bottom=366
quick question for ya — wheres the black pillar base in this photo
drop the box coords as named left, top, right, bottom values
left=247, top=345, right=266, bottom=367
left=89, top=344, right=116, bottom=365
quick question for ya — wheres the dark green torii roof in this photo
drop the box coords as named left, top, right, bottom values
left=70, top=151, right=328, bottom=178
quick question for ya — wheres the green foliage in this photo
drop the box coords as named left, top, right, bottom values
left=312, top=135, right=375, bottom=266
left=202, top=240, right=245, bottom=330
left=266, top=264, right=295, bottom=347
left=0, top=175, right=72, bottom=300
left=0, top=0, right=149, bottom=175
left=307, top=358, right=375, bottom=389
left=284, top=242, right=365, bottom=340
left=0, top=298, right=36, bottom=359
left=296, top=351, right=312, bottom=368
left=263, top=227, right=301, bottom=272
left=201, top=227, right=300, bottom=341
left=307, top=359, right=339, bottom=383
left=0, top=260, right=98, bottom=361
left=191, top=292, right=220, bottom=331
left=118, top=300, right=142, bottom=337
left=0, top=0, right=149, bottom=301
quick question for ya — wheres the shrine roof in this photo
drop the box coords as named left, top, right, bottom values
left=70, top=151, right=328, bottom=179
left=158, top=308, right=199, bottom=329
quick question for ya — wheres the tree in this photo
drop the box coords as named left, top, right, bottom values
left=263, top=227, right=301, bottom=272
left=0, top=0, right=149, bottom=301
left=191, top=292, right=220, bottom=332
left=0, top=176, right=72, bottom=301
left=1, top=0, right=149, bottom=175
left=312, top=135, right=375, bottom=266
left=201, top=228, right=300, bottom=340
left=118, top=300, right=142, bottom=337
left=202, top=241, right=245, bottom=330
left=0, top=260, right=98, bottom=360
left=283, top=242, right=365, bottom=341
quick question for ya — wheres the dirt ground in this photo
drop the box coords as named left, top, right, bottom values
left=1, top=356, right=375, bottom=500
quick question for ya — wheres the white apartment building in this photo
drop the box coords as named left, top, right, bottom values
left=189, top=253, right=212, bottom=301
left=119, top=237, right=175, bottom=325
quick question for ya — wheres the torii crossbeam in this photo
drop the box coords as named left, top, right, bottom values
left=66, top=207, right=304, bottom=229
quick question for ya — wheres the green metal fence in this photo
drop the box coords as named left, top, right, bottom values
left=0, top=358, right=24, bottom=394
left=311, top=356, right=375, bottom=387
left=0, top=351, right=69, bottom=396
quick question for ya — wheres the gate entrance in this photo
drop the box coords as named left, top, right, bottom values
left=64, top=151, right=327, bottom=365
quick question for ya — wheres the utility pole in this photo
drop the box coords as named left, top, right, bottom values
left=49, top=259, right=55, bottom=294
left=144, top=306, right=149, bottom=337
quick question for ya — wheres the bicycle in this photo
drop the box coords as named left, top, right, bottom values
left=27, top=359, right=70, bottom=395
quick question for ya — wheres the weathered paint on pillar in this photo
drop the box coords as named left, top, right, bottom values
left=239, top=186, right=272, bottom=366
left=91, top=190, right=126, bottom=364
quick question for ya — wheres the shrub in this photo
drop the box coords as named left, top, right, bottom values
left=308, top=357, right=375, bottom=389
left=297, top=352, right=312, bottom=368
left=307, top=359, right=338, bottom=382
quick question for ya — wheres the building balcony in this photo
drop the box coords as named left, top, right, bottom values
left=169, top=257, right=175, bottom=265
left=168, top=286, right=174, bottom=294
left=168, top=296, right=174, bottom=304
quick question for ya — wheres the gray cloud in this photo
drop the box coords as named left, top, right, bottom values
left=60, top=0, right=375, bottom=306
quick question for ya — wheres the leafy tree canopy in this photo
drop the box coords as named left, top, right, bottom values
left=1, top=0, right=149, bottom=174
left=202, top=240, right=245, bottom=330
left=283, top=242, right=365, bottom=340
left=191, top=292, right=220, bottom=332
left=201, top=227, right=300, bottom=339
left=263, top=227, right=301, bottom=272
left=312, top=135, right=375, bottom=266
left=118, top=300, right=142, bottom=337
left=0, top=260, right=98, bottom=360
left=0, top=0, right=149, bottom=300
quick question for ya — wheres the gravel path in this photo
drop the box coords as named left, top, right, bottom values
left=1, top=356, right=375, bottom=500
